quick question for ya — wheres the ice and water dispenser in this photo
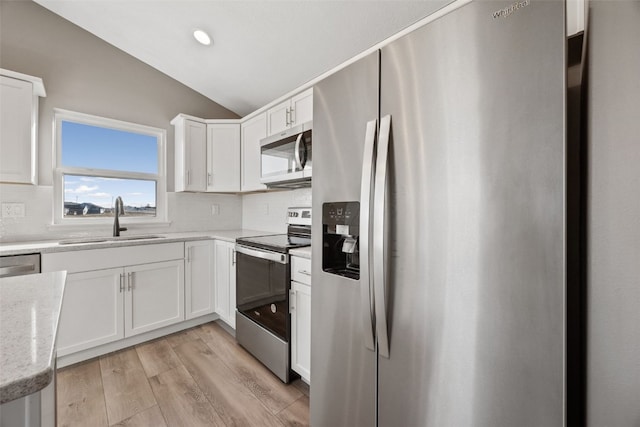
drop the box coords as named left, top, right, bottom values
left=322, top=202, right=360, bottom=280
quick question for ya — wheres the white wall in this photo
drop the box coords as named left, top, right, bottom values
left=586, top=2, right=640, bottom=425
left=242, top=188, right=312, bottom=233
left=0, top=184, right=242, bottom=242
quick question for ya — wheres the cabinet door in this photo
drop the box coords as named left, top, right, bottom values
left=185, top=119, right=207, bottom=191
left=56, top=268, right=124, bottom=356
left=0, top=76, right=36, bottom=184
left=125, top=260, right=184, bottom=337
left=214, top=240, right=236, bottom=327
left=291, top=88, right=313, bottom=127
left=267, top=99, right=291, bottom=136
left=185, top=240, right=215, bottom=320
left=229, top=245, right=237, bottom=329
left=240, top=113, right=267, bottom=192
left=291, top=281, right=311, bottom=383
left=207, top=123, right=240, bottom=192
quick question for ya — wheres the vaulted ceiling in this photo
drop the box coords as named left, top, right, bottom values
left=34, top=1, right=450, bottom=116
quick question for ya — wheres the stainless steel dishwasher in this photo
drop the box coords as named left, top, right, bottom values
left=0, top=253, right=41, bottom=278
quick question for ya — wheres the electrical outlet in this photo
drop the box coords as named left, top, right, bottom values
left=211, top=204, right=220, bottom=215
left=2, top=203, right=25, bottom=218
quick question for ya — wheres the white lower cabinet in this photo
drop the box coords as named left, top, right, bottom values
left=185, top=240, right=215, bottom=319
left=290, top=255, right=311, bottom=383
left=55, top=260, right=184, bottom=357
left=55, top=268, right=124, bottom=356
left=214, top=239, right=236, bottom=328
left=125, top=260, right=184, bottom=337
left=42, top=243, right=185, bottom=358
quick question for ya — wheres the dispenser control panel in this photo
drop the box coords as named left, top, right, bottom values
left=322, top=201, right=360, bottom=280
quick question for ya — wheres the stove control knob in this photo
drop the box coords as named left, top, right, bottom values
left=270, top=304, right=277, bottom=313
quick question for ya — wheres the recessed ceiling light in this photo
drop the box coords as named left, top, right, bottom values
left=193, top=29, right=211, bottom=46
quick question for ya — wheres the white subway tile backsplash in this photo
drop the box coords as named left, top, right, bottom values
left=242, top=188, right=312, bottom=233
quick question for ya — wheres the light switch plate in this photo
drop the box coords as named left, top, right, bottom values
left=211, top=204, right=220, bottom=215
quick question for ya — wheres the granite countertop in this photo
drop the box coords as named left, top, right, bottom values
left=0, top=229, right=275, bottom=256
left=289, top=246, right=312, bottom=259
left=0, top=271, right=66, bottom=404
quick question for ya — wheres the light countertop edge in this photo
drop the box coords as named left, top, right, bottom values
left=289, top=246, right=312, bottom=259
left=0, top=271, right=67, bottom=404
left=0, top=229, right=276, bottom=256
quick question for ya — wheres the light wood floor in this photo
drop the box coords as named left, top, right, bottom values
left=56, top=321, right=309, bottom=427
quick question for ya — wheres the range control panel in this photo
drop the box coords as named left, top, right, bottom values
left=287, top=207, right=312, bottom=226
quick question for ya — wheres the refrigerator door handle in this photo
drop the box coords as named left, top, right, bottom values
left=359, top=118, right=378, bottom=352
left=373, top=114, right=391, bottom=358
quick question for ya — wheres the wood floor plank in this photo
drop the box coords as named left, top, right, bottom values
left=174, top=338, right=285, bottom=427
left=197, top=322, right=303, bottom=414
left=164, top=328, right=201, bottom=348
left=148, top=365, right=226, bottom=427
left=292, top=379, right=310, bottom=398
left=100, top=348, right=157, bottom=425
left=111, top=405, right=167, bottom=427
left=277, top=395, right=310, bottom=427
left=56, top=359, right=109, bottom=427
left=136, top=338, right=181, bottom=378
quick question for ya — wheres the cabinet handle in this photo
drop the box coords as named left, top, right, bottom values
left=289, top=289, right=295, bottom=312
left=208, top=172, right=212, bottom=185
left=119, top=273, right=124, bottom=292
left=289, top=107, right=295, bottom=125
left=285, top=108, right=291, bottom=126
left=298, top=270, right=312, bottom=276
left=232, top=249, right=236, bottom=266
left=187, top=170, right=191, bottom=186
left=127, top=272, right=133, bottom=291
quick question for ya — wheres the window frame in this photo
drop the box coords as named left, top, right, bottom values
left=53, top=109, right=167, bottom=226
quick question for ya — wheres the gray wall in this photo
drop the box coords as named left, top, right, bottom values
left=0, top=0, right=238, bottom=188
left=587, top=1, right=640, bottom=425
left=0, top=1, right=243, bottom=240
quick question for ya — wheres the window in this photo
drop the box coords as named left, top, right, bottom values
left=53, top=109, right=166, bottom=225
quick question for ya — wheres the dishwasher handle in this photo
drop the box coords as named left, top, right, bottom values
left=0, top=254, right=41, bottom=278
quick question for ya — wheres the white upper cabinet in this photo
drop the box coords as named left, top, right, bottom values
left=173, top=116, right=241, bottom=193
left=174, top=117, right=207, bottom=192
left=0, top=69, right=46, bottom=185
left=267, top=88, right=313, bottom=136
left=207, top=123, right=240, bottom=192
left=240, top=113, right=267, bottom=192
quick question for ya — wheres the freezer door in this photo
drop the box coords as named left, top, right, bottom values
left=311, top=51, right=379, bottom=427
left=377, top=1, right=566, bottom=426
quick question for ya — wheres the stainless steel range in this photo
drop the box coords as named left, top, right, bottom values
left=235, top=207, right=311, bottom=383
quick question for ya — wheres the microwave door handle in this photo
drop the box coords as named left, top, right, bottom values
left=374, top=114, right=391, bottom=358
left=294, top=133, right=303, bottom=171
left=301, top=134, right=308, bottom=169
left=360, top=119, right=377, bottom=352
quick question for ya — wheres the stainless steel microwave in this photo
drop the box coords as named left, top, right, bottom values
left=260, top=121, right=312, bottom=188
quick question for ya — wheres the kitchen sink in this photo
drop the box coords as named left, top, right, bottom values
left=58, top=235, right=166, bottom=245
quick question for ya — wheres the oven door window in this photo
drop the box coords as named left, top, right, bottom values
left=236, top=251, right=289, bottom=340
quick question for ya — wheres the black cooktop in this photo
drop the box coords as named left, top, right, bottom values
left=236, top=234, right=311, bottom=253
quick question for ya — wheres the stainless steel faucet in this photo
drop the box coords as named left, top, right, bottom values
left=113, top=196, right=127, bottom=237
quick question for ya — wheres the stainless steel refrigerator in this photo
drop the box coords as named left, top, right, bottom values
left=311, top=0, right=569, bottom=425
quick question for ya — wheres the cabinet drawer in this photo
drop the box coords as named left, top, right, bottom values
left=42, top=242, right=184, bottom=274
left=291, top=256, right=311, bottom=285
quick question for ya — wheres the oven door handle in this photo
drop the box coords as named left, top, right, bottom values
left=235, top=245, right=289, bottom=264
